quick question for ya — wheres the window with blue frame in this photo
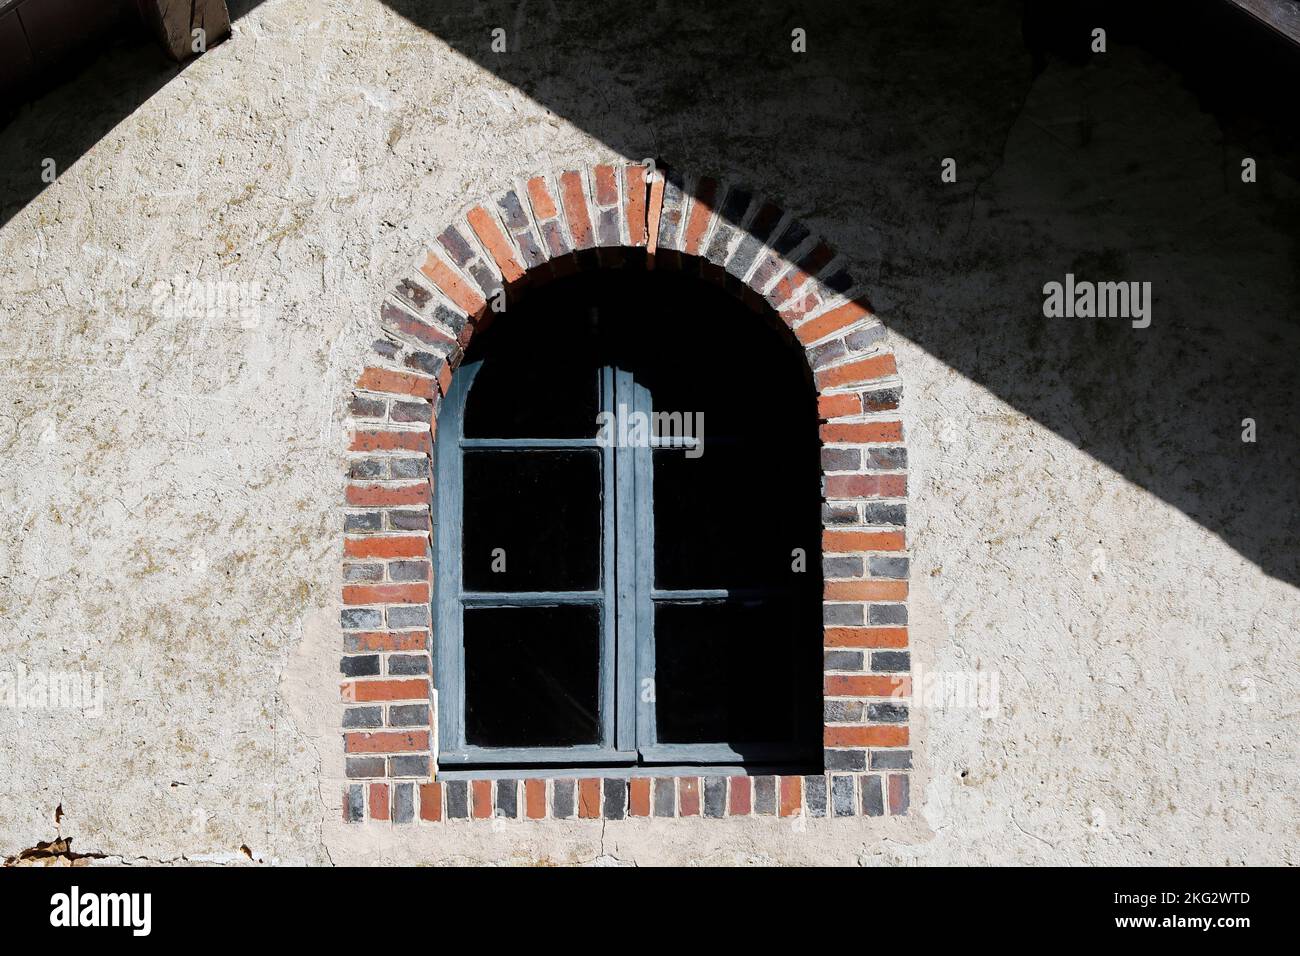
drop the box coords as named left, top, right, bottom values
left=434, top=271, right=822, bottom=773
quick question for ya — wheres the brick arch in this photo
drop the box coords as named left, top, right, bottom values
left=340, top=162, right=911, bottom=826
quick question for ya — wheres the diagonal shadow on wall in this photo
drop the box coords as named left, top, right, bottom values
left=380, top=0, right=1300, bottom=589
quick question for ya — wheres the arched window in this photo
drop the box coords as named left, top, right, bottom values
left=434, top=270, right=823, bottom=773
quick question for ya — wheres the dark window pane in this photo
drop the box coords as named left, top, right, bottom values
left=464, top=605, right=601, bottom=747
left=463, top=339, right=599, bottom=438
left=653, top=601, right=819, bottom=748
left=463, top=450, right=601, bottom=591
left=652, top=444, right=818, bottom=589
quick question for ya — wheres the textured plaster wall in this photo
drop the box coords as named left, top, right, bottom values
left=0, top=0, right=1296, bottom=865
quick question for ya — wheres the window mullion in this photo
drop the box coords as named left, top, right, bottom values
left=612, top=366, right=639, bottom=754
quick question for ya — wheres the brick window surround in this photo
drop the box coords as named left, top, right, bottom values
left=341, top=162, right=910, bottom=824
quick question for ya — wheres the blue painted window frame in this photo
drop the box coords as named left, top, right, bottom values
left=435, top=355, right=811, bottom=771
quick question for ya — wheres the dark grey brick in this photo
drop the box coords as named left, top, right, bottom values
left=387, top=510, right=429, bottom=532
left=344, top=511, right=382, bottom=533
left=869, top=604, right=908, bottom=626
left=388, top=559, right=430, bottom=582
left=805, top=776, right=828, bottom=818
left=596, top=207, right=620, bottom=247
left=864, top=447, right=907, bottom=470
left=514, top=230, right=545, bottom=269
left=346, top=756, right=384, bottom=778
left=387, top=654, right=429, bottom=675
left=872, top=651, right=911, bottom=672
left=725, top=233, right=765, bottom=280
left=824, top=700, right=864, bottom=722
left=754, top=776, right=777, bottom=815
left=867, top=702, right=909, bottom=724
left=348, top=458, right=386, bottom=480
left=831, top=775, right=857, bottom=817
left=862, top=503, right=906, bottom=526
left=340, top=655, right=380, bottom=677
left=468, top=262, right=503, bottom=301
left=437, top=225, right=476, bottom=266
left=350, top=394, right=385, bottom=418
left=652, top=778, right=675, bottom=817
left=862, top=774, right=885, bottom=816
left=868, top=556, right=909, bottom=579
left=824, top=649, right=863, bottom=670
left=871, top=750, right=913, bottom=771
left=771, top=219, right=810, bottom=255
left=861, top=385, right=902, bottom=412
left=341, top=608, right=382, bottom=630
left=388, top=704, right=429, bottom=727
left=394, top=278, right=431, bottom=310
left=540, top=220, right=570, bottom=258
left=393, top=782, right=414, bottom=823
left=388, top=755, right=428, bottom=777
left=387, top=605, right=428, bottom=628
left=808, top=337, right=847, bottom=368
left=346, top=784, right=364, bottom=822
left=822, top=268, right=853, bottom=295
left=497, top=190, right=530, bottom=231
left=821, top=447, right=861, bottom=471
left=446, top=780, right=469, bottom=818
left=342, top=706, right=383, bottom=729
left=371, top=337, right=401, bottom=360
left=703, top=777, right=726, bottom=818
left=844, top=323, right=886, bottom=352
left=822, top=502, right=858, bottom=525
left=553, top=779, right=575, bottom=819
left=495, top=780, right=518, bottom=818
left=824, top=748, right=867, bottom=771
left=704, top=223, right=735, bottom=266
left=603, top=779, right=627, bottom=820
left=405, top=350, right=447, bottom=377
left=391, top=401, right=432, bottom=424
left=343, top=562, right=383, bottom=582
left=823, top=603, right=864, bottom=626
left=720, top=186, right=752, bottom=224
left=389, top=458, right=429, bottom=481
left=822, top=556, right=863, bottom=578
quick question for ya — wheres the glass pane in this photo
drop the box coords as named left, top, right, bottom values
left=652, top=444, right=818, bottom=589
left=463, top=449, right=601, bottom=591
left=463, top=340, right=599, bottom=438
left=464, top=605, right=601, bottom=748
left=653, top=601, right=817, bottom=746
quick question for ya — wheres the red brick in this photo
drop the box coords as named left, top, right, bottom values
left=356, top=367, right=435, bottom=400
left=824, top=627, right=909, bottom=649
left=343, top=535, right=427, bottom=559
left=345, top=483, right=431, bottom=508
left=728, top=776, right=751, bottom=816
left=819, top=421, right=903, bottom=444
left=645, top=174, right=666, bottom=255
left=823, top=474, right=907, bottom=499
left=342, top=582, right=430, bottom=606
left=824, top=675, right=911, bottom=698
left=472, top=779, right=492, bottom=819
left=678, top=777, right=700, bottom=816
left=818, top=393, right=862, bottom=420
left=593, top=164, right=619, bottom=206
left=628, top=778, right=651, bottom=817
left=888, top=774, right=909, bottom=815
left=681, top=177, right=718, bottom=256
left=349, top=631, right=427, bottom=652
left=625, top=165, right=648, bottom=246
left=794, top=297, right=872, bottom=345
left=466, top=206, right=525, bottom=283
left=525, top=779, right=546, bottom=819
left=349, top=429, right=432, bottom=455
left=419, top=782, right=442, bottom=821
left=419, top=251, right=486, bottom=317
left=342, top=678, right=428, bottom=703
left=527, top=176, right=559, bottom=220
left=345, top=731, right=429, bottom=753
left=824, top=580, right=909, bottom=601
left=815, top=353, right=898, bottom=389
left=578, top=778, right=601, bottom=818
left=369, top=783, right=390, bottom=821
left=822, top=530, right=905, bottom=552
left=558, top=171, right=594, bottom=250
left=824, top=725, right=910, bottom=748
left=779, top=776, right=802, bottom=817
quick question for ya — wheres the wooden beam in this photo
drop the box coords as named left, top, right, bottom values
left=136, top=0, right=230, bottom=62
left=1225, top=0, right=1300, bottom=47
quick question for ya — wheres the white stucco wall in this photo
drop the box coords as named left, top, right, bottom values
left=1, top=0, right=1295, bottom=865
